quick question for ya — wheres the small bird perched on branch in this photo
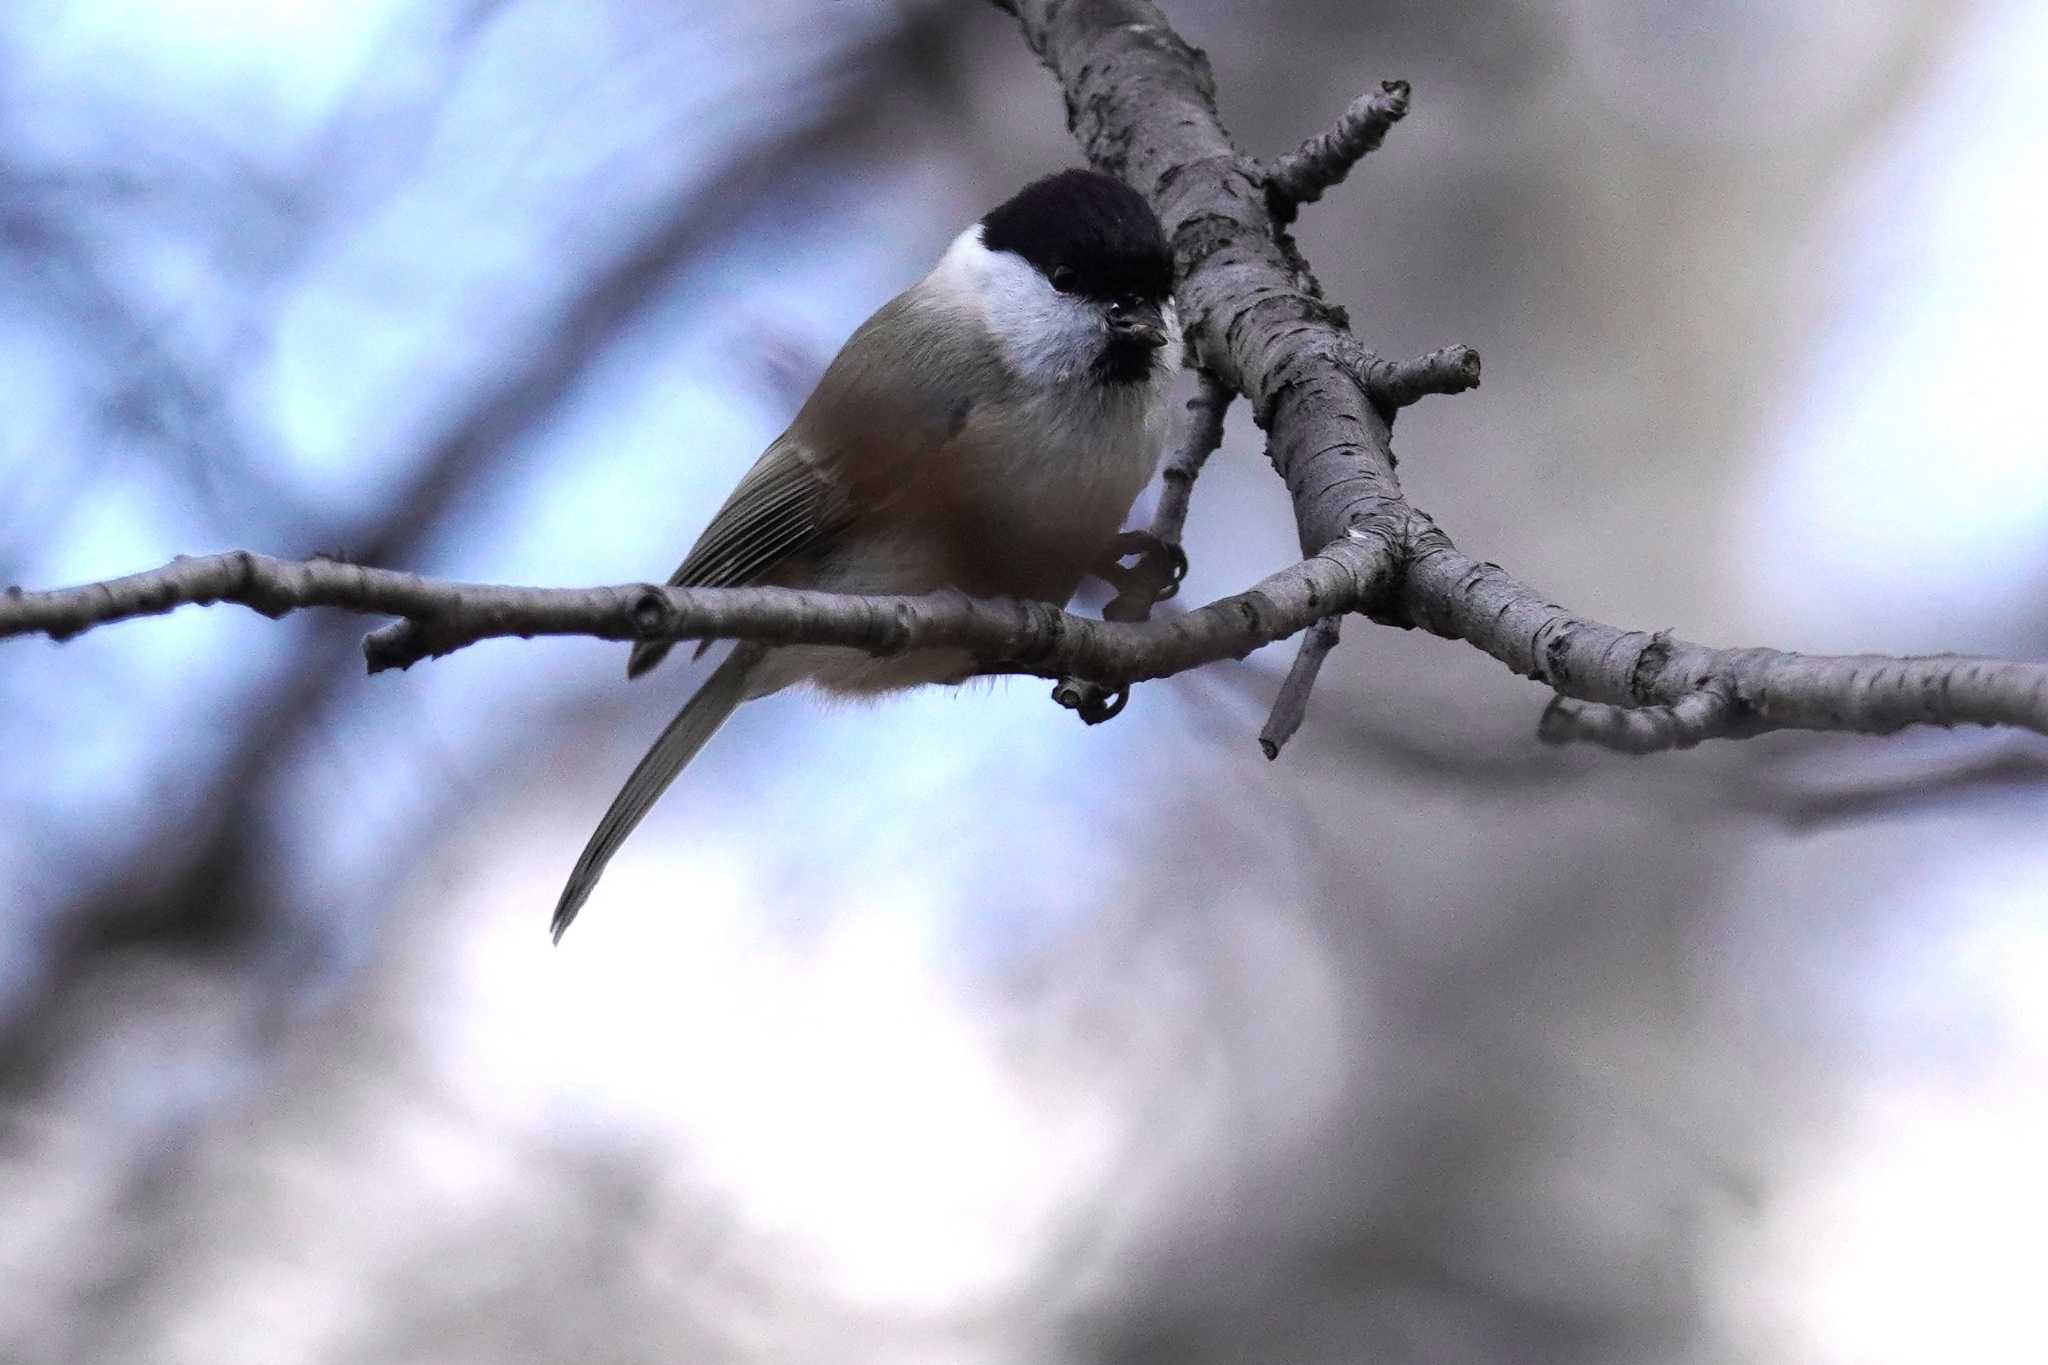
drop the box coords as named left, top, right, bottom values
left=551, top=169, right=1181, bottom=940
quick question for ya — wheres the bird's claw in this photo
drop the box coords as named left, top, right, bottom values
left=1051, top=677, right=1129, bottom=725
left=1097, top=531, right=1187, bottom=622
left=1110, top=530, right=1188, bottom=590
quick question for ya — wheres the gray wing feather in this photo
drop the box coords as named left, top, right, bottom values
left=625, top=289, right=1010, bottom=679
left=553, top=642, right=767, bottom=941
left=627, top=442, right=838, bottom=678
left=672, top=451, right=831, bottom=586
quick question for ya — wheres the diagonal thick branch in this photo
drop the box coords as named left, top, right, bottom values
left=991, top=0, right=2048, bottom=750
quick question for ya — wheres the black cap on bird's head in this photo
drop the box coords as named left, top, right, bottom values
left=980, top=169, right=1174, bottom=308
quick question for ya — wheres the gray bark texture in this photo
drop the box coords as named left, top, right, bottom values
left=4, top=0, right=2045, bottom=755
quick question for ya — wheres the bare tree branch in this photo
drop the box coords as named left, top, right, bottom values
left=1, top=543, right=1391, bottom=684
left=1143, top=368, right=1233, bottom=564
left=1259, top=615, right=1342, bottom=759
left=10, top=542, right=2044, bottom=745
left=1266, top=79, right=1412, bottom=221
left=5, top=0, right=2045, bottom=767
left=1362, top=344, right=1483, bottom=411
left=1401, top=540, right=2048, bottom=738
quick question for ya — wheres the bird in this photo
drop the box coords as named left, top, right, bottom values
left=551, top=169, right=1182, bottom=941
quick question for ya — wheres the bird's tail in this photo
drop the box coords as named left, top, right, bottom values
left=550, top=642, right=767, bottom=942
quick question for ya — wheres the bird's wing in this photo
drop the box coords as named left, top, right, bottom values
left=628, top=289, right=1012, bottom=678
left=626, top=438, right=843, bottom=677
left=668, top=438, right=843, bottom=591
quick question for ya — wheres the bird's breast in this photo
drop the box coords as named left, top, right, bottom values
left=776, top=374, right=1173, bottom=698
left=932, top=378, right=1170, bottom=602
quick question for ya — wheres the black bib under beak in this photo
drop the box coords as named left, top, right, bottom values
left=1108, top=297, right=1168, bottom=350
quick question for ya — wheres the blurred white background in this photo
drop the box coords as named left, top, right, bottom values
left=2, top=2, right=2044, bottom=1362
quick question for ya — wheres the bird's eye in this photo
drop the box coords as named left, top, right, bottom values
left=1049, top=265, right=1077, bottom=293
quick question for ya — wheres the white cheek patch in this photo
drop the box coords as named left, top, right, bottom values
left=936, top=227, right=1106, bottom=384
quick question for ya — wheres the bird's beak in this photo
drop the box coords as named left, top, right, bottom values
left=1110, top=300, right=1168, bottom=350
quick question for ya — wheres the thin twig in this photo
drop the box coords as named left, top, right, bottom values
left=1259, top=615, right=1343, bottom=759
left=1100, top=371, right=1230, bottom=624
left=1056, top=370, right=1233, bottom=723
left=1151, top=369, right=1233, bottom=551
left=1265, top=79, right=1412, bottom=222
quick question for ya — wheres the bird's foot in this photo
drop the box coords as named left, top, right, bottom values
left=1097, top=530, right=1187, bottom=623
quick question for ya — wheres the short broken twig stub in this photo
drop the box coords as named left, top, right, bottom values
left=1266, top=79, right=1413, bottom=220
